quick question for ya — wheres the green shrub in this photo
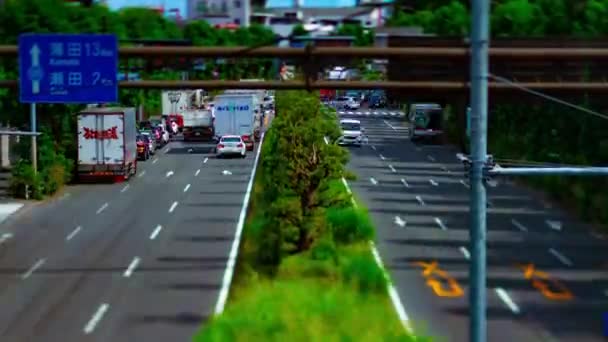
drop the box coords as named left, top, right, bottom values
left=340, top=247, right=388, bottom=295
left=9, top=160, right=42, bottom=199
left=327, top=206, right=375, bottom=244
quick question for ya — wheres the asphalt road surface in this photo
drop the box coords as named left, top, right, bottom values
left=0, top=138, right=261, bottom=342
left=337, top=107, right=406, bottom=118
left=345, top=116, right=608, bottom=342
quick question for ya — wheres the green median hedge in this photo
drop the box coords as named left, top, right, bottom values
left=193, top=91, right=424, bottom=341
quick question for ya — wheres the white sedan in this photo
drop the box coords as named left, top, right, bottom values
left=216, top=135, right=246, bottom=158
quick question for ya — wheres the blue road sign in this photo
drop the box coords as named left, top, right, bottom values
left=18, top=33, right=118, bottom=104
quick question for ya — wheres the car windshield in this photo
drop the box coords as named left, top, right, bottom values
left=341, top=122, right=361, bottom=131
left=221, top=137, right=241, bottom=143
left=136, top=136, right=145, bottom=142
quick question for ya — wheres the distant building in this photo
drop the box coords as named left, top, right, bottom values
left=187, top=0, right=251, bottom=27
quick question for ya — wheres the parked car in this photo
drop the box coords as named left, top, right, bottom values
left=137, top=134, right=151, bottom=160
left=215, top=135, right=246, bottom=158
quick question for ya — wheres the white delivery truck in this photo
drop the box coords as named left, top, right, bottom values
left=214, top=94, right=257, bottom=151
left=77, top=107, right=138, bottom=182
left=182, top=109, right=215, bottom=141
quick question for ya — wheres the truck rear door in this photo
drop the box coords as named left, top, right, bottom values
left=78, top=113, right=124, bottom=166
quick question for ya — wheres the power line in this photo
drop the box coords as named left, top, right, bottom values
left=488, top=73, right=608, bottom=121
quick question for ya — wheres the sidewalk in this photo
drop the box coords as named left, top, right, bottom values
left=0, top=202, right=24, bottom=225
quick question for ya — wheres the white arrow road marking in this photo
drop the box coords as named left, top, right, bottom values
left=415, top=195, right=425, bottom=206
left=389, top=165, right=396, bottom=173
left=394, top=216, right=406, bottom=227
left=83, top=303, right=110, bottom=334
left=166, top=170, right=174, bottom=178
left=434, top=217, right=448, bottom=230
left=370, top=177, right=378, bottom=185
left=429, top=179, right=438, bottom=186
left=401, top=178, right=409, bottom=188
left=0, top=233, right=13, bottom=245
left=546, top=220, right=562, bottom=231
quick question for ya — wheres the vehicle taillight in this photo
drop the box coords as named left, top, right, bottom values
left=242, top=135, right=250, bottom=141
left=237, top=143, right=243, bottom=148
left=218, top=144, right=225, bottom=148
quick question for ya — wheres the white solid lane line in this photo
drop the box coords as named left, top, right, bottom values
left=195, top=169, right=201, bottom=176
left=203, top=157, right=209, bottom=163
left=21, top=258, right=46, bottom=279
left=389, top=164, right=396, bottom=172
left=341, top=178, right=352, bottom=194
left=123, top=257, right=141, bottom=277
left=183, top=184, right=191, bottom=192
left=459, top=246, right=470, bottom=260
left=168, top=201, right=178, bottom=213
left=137, top=170, right=146, bottom=178
left=120, top=184, right=129, bottom=193
left=495, top=288, right=520, bottom=314
left=96, top=203, right=108, bottom=215
left=511, top=219, right=528, bottom=232
left=401, top=178, right=410, bottom=188
left=149, top=225, right=162, bottom=240
left=66, top=226, right=82, bottom=241
left=548, top=248, right=573, bottom=266
left=83, top=303, right=110, bottom=334
left=434, top=217, right=448, bottom=230
left=415, top=195, right=425, bottom=206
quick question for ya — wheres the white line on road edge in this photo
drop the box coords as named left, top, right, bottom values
left=401, top=178, right=410, bottom=188
left=340, top=178, right=413, bottom=332
left=371, top=145, right=376, bottom=150
left=511, top=219, right=528, bottom=232
left=149, top=225, right=162, bottom=240
left=459, top=247, right=470, bottom=260
left=96, top=203, right=108, bottom=215
left=137, top=170, right=146, bottom=178
left=548, top=248, right=573, bottom=267
left=383, top=120, right=397, bottom=130
left=495, top=288, right=520, bottom=314
left=369, top=177, right=378, bottom=185
left=203, top=157, right=209, bottom=163
left=152, top=158, right=158, bottom=164
left=415, top=195, right=425, bottom=206
left=123, top=257, right=141, bottom=277
left=183, top=184, right=191, bottom=192
left=427, top=155, right=435, bottom=162
left=0, top=233, right=13, bottom=245
left=83, top=303, right=110, bottom=334
left=341, top=178, right=351, bottom=194
left=195, top=169, right=201, bottom=176
left=215, top=132, right=265, bottom=315
left=389, top=164, right=396, bottom=173
left=120, top=184, right=129, bottom=193
left=166, top=170, right=174, bottom=178
left=429, top=179, right=439, bottom=186
left=379, top=154, right=386, bottom=160
left=66, top=226, right=81, bottom=241
left=21, top=258, right=45, bottom=279
left=168, top=201, right=178, bottom=213
left=434, top=217, right=448, bottom=230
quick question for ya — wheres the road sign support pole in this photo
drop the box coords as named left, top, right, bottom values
left=30, top=103, right=37, bottom=174
left=469, top=0, right=490, bottom=341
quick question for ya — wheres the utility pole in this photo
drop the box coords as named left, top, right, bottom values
left=469, top=0, right=489, bottom=341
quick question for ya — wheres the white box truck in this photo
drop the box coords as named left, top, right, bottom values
left=182, top=109, right=215, bottom=141
left=77, top=107, right=138, bottom=182
left=214, top=94, right=257, bottom=151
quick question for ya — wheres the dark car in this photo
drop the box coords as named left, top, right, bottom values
left=151, top=126, right=164, bottom=145
left=241, top=134, right=254, bottom=151
left=137, top=134, right=151, bottom=160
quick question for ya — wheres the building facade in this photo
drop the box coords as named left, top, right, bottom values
left=187, top=0, right=250, bottom=26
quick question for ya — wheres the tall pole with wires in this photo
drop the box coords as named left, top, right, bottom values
left=469, top=0, right=490, bottom=341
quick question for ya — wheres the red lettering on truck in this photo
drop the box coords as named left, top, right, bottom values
left=83, top=126, right=119, bottom=140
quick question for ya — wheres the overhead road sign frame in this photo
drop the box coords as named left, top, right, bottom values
left=18, top=33, right=118, bottom=104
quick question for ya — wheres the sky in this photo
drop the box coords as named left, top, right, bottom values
left=107, top=0, right=358, bottom=17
